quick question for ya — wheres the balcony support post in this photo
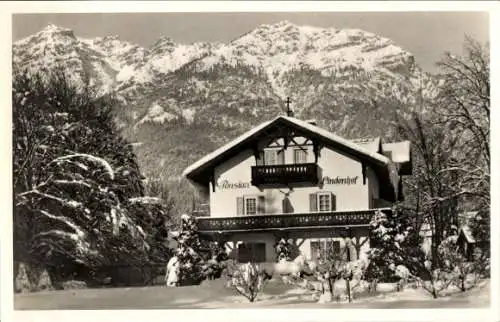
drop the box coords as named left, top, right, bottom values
left=312, top=139, right=322, bottom=163
left=210, top=172, right=216, bottom=193
left=361, top=162, right=367, bottom=185
left=252, top=144, right=261, bottom=164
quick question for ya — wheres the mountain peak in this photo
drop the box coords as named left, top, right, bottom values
left=275, top=20, right=295, bottom=27
left=39, top=24, right=76, bottom=39
left=150, top=36, right=176, bottom=48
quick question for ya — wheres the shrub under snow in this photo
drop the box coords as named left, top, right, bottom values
left=229, top=262, right=265, bottom=302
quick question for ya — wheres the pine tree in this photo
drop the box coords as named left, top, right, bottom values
left=173, top=214, right=204, bottom=285
left=13, top=69, right=172, bottom=288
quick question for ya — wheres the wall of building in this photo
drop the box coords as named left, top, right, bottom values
left=210, top=136, right=378, bottom=217
left=288, top=227, right=371, bottom=261
left=224, top=232, right=277, bottom=262
left=224, top=227, right=371, bottom=263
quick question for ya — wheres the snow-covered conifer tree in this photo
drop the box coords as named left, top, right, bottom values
left=173, top=214, right=204, bottom=285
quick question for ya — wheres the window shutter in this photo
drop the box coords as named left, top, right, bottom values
left=330, top=193, right=337, bottom=211
left=237, top=197, right=244, bottom=215
left=257, top=195, right=266, bottom=214
left=309, top=193, right=317, bottom=212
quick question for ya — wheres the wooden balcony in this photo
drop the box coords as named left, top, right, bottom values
left=197, top=208, right=391, bottom=233
left=251, top=163, right=319, bottom=186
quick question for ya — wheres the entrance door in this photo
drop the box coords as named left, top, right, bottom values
left=238, top=243, right=266, bottom=263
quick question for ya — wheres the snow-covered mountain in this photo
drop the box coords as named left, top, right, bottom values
left=13, top=21, right=439, bottom=205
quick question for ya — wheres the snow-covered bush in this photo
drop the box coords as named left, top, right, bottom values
left=275, top=238, right=291, bottom=262
left=365, top=208, right=427, bottom=284
left=173, top=214, right=204, bottom=285
left=201, top=241, right=228, bottom=280
left=342, top=259, right=369, bottom=301
left=314, top=247, right=348, bottom=300
left=365, top=207, right=462, bottom=298
left=229, top=262, right=265, bottom=302
left=438, top=234, right=482, bottom=292
left=419, top=261, right=453, bottom=298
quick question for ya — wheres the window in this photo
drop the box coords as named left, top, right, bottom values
left=310, top=239, right=341, bottom=261
left=245, top=197, right=257, bottom=215
left=318, top=193, right=332, bottom=212
left=237, top=195, right=265, bottom=215
left=294, top=149, right=307, bottom=164
left=309, top=192, right=336, bottom=212
left=310, top=241, right=321, bottom=260
left=264, top=149, right=284, bottom=165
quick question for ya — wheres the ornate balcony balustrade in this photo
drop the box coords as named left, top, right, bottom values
left=196, top=209, right=391, bottom=233
left=251, top=163, right=319, bottom=186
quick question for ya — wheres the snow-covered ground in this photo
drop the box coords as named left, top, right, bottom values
left=14, top=278, right=490, bottom=310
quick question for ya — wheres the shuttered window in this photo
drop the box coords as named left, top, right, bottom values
left=245, top=197, right=257, bottom=215
left=238, top=195, right=266, bottom=215
left=309, top=192, right=337, bottom=212
left=318, top=193, right=331, bottom=212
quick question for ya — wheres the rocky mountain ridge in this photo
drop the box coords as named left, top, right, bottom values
left=13, top=21, right=440, bottom=211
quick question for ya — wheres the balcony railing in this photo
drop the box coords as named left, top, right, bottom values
left=251, top=163, right=319, bottom=186
left=197, top=209, right=391, bottom=233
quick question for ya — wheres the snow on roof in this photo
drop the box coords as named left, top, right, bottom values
left=182, top=116, right=390, bottom=179
left=283, top=116, right=390, bottom=164
left=382, top=141, right=411, bottom=163
left=182, top=117, right=277, bottom=177
left=350, top=137, right=381, bottom=154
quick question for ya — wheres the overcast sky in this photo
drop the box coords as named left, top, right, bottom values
left=12, top=12, right=489, bottom=73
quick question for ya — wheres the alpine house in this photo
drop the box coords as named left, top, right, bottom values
left=182, top=108, right=412, bottom=263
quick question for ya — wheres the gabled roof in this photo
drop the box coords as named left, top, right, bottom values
left=182, top=116, right=390, bottom=181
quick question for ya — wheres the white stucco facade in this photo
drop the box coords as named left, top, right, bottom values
left=183, top=116, right=411, bottom=264
left=210, top=137, right=380, bottom=217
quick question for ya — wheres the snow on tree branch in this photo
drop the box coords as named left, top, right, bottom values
left=50, top=154, right=115, bottom=180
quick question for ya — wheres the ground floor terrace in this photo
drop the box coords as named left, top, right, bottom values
left=198, top=208, right=390, bottom=263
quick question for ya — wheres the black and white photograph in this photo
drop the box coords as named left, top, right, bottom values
left=2, top=1, right=498, bottom=320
